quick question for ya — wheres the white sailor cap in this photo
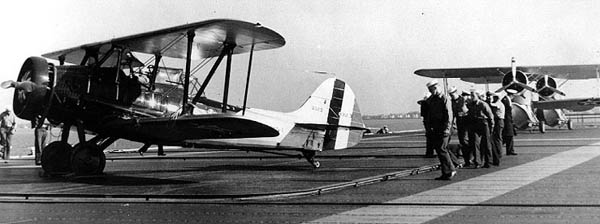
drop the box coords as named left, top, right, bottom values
left=448, top=86, right=457, bottom=94
left=506, top=89, right=518, bottom=94
left=471, top=89, right=484, bottom=97
left=425, top=79, right=439, bottom=88
left=417, top=92, right=431, bottom=104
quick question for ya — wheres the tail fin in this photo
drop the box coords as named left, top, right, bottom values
left=290, top=78, right=365, bottom=150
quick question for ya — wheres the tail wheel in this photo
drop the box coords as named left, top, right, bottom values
left=567, top=119, right=574, bottom=130
left=302, top=150, right=321, bottom=168
left=41, top=141, right=73, bottom=175
left=71, top=143, right=106, bottom=175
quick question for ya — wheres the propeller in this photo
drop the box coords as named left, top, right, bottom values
left=9, top=57, right=52, bottom=121
left=536, top=75, right=565, bottom=97
left=1, top=80, right=38, bottom=92
left=496, top=57, right=536, bottom=94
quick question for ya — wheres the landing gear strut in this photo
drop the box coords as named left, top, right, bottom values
left=302, top=150, right=321, bottom=168
left=40, top=122, right=117, bottom=176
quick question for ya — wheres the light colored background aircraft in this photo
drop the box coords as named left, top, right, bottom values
left=415, top=58, right=600, bottom=132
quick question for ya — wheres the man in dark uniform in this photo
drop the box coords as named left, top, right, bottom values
left=425, top=80, right=456, bottom=180
left=418, top=93, right=435, bottom=158
left=467, top=90, right=494, bottom=168
left=488, top=91, right=504, bottom=166
left=0, top=109, right=16, bottom=160
left=502, top=89, right=517, bottom=155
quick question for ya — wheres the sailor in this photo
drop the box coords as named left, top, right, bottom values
left=502, top=89, right=518, bottom=155
left=418, top=92, right=434, bottom=157
left=467, top=90, right=494, bottom=168
left=458, top=90, right=472, bottom=165
left=424, top=80, right=456, bottom=180
left=449, top=87, right=469, bottom=156
left=0, top=108, right=16, bottom=160
left=447, top=86, right=465, bottom=168
left=376, top=125, right=390, bottom=134
left=488, top=91, right=504, bottom=166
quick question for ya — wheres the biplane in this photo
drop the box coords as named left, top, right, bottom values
left=414, top=58, right=600, bottom=133
left=1, top=19, right=366, bottom=175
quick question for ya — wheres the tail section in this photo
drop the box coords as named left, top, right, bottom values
left=290, top=78, right=365, bottom=150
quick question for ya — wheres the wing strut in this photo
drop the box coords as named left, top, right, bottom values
left=242, top=42, right=256, bottom=115
left=114, top=47, right=123, bottom=100
left=149, top=54, right=162, bottom=91
left=222, top=45, right=235, bottom=113
left=181, top=31, right=195, bottom=115
left=191, top=44, right=233, bottom=105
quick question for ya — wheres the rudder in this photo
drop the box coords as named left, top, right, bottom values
left=291, top=78, right=365, bottom=150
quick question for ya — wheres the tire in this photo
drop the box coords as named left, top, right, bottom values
left=71, top=143, right=106, bottom=175
left=41, top=141, right=73, bottom=175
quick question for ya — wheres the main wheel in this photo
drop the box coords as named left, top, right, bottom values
left=41, top=141, right=73, bottom=175
left=71, top=143, right=106, bottom=175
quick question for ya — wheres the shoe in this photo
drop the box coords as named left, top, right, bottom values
left=435, top=171, right=456, bottom=180
left=455, top=163, right=464, bottom=169
left=449, top=171, right=457, bottom=178
left=138, top=151, right=144, bottom=156
left=492, top=163, right=500, bottom=166
left=434, top=175, right=450, bottom=180
left=482, top=164, right=490, bottom=168
left=507, top=152, right=518, bottom=155
left=158, top=153, right=166, bottom=156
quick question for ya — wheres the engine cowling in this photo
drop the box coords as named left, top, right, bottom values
left=12, top=57, right=52, bottom=121
left=501, top=70, right=529, bottom=95
left=535, top=75, right=564, bottom=98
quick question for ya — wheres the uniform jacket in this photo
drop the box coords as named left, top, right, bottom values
left=425, top=92, right=453, bottom=135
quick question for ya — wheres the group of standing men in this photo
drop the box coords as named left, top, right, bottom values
left=419, top=79, right=517, bottom=180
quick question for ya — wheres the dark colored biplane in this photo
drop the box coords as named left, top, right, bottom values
left=2, top=19, right=366, bottom=175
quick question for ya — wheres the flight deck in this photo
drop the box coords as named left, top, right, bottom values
left=1, top=127, right=600, bottom=223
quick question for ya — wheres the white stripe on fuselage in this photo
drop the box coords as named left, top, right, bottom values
left=334, top=85, right=355, bottom=149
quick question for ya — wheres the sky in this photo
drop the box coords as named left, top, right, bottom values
left=2, top=0, right=600, bottom=118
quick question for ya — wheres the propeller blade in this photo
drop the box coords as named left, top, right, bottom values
left=495, top=84, right=511, bottom=93
left=511, top=57, right=516, bottom=78
left=515, top=82, right=537, bottom=92
left=12, top=81, right=38, bottom=93
left=0, top=80, right=16, bottom=89
left=547, top=86, right=566, bottom=96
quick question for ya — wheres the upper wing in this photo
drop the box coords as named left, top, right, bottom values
left=415, top=64, right=600, bottom=83
left=414, top=67, right=507, bottom=83
left=532, top=97, right=600, bottom=111
left=42, top=19, right=286, bottom=65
